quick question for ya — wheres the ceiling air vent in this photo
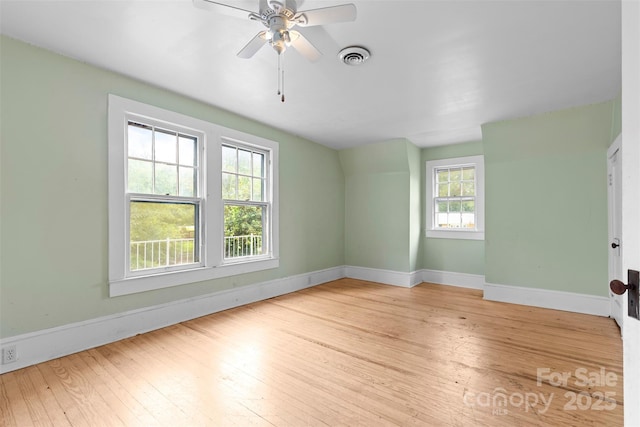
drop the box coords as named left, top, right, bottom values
left=338, top=46, right=370, bottom=66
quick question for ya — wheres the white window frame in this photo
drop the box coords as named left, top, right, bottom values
left=221, top=138, right=273, bottom=264
left=108, top=95, right=279, bottom=297
left=125, top=119, right=205, bottom=276
left=425, top=155, right=484, bottom=240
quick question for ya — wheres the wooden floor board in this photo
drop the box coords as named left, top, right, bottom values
left=0, top=279, right=623, bottom=426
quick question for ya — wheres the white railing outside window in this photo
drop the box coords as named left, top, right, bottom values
left=130, top=238, right=195, bottom=271
left=130, top=235, right=263, bottom=270
left=224, top=234, right=263, bottom=259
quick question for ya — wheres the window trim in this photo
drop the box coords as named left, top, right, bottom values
left=425, top=155, right=484, bottom=240
left=108, top=95, right=279, bottom=297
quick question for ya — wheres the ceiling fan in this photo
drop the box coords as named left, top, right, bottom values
left=193, top=0, right=357, bottom=102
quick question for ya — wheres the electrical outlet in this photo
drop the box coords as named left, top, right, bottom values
left=2, top=345, right=17, bottom=364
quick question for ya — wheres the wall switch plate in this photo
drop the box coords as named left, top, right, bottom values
left=628, top=269, right=639, bottom=320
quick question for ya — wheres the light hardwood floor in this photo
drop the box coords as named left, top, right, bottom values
left=0, top=279, right=623, bottom=426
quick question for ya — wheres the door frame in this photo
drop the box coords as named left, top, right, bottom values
left=607, top=134, right=623, bottom=334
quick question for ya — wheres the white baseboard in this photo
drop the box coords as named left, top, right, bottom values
left=1, top=266, right=612, bottom=374
left=0, top=266, right=345, bottom=374
left=484, top=282, right=611, bottom=317
left=421, top=269, right=485, bottom=290
left=344, top=265, right=421, bottom=288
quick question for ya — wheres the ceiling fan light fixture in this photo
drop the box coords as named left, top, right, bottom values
left=271, top=30, right=289, bottom=54
left=194, top=0, right=359, bottom=101
left=338, top=46, right=370, bottom=66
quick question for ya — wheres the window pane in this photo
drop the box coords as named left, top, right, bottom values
left=438, top=183, right=449, bottom=197
left=462, top=213, right=475, bottom=228
left=436, top=169, right=449, bottom=183
left=462, top=167, right=475, bottom=181
left=450, top=182, right=461, bottom=196
left=155, top=163, right=177, bottom=195
left=436, top=213, right=449, bottom=228
left=179, top=136, right=196, bottom=167
left=462, top=182, right=475, bottom=196
left=224, top=204, right=264, bottom=258
left=179, top=166, right=196, bottom=197
left=222, top=145, right=236, bottom=173
left=450, top=168, right=462, bottom=182
left=128, top=159, right=152, bottom=193
left=129, top=201, right=198, bottom=271
left=450, top=201, right=461, bottom=212
left=462, top=200, right=475, bottom=212
left=253, top=178, right=263, bottom=201
left=253, top=152, right=264, bottom=177
left=448, top=213, right=462, bottom=227
left=155, top=129, right=176, bottom=164
left=238, top=176, right=251, bottom=200
left=238, top=149, right=252, bottom=175
left=128, top=124, right=152, bottom=160
left=436, top=201, right=448, bottom=213
left=222, top=172, right=236, bottom=199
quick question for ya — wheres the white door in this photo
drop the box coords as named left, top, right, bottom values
left=621, top=1, right=640, bottom=423
left=607, top=135, right=624, bottom=333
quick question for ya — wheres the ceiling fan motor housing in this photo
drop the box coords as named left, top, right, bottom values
left=268, top=0, right=287, bottom=12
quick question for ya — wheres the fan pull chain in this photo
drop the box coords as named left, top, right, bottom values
left=281, top=66, right=285, bottom=102
left=277, top=53, right=285, bottom=103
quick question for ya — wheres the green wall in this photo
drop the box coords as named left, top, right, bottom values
left=420, top=141, right=485, bottom=275
left=482, top=100, right=619, bottom=296
left=419, top=99, right=619, bottom=289
left=0, top=34, right=623, bottom=340
left=0, top=36, right=344, bottom=338
left=339, top=139, right=420, bottom=272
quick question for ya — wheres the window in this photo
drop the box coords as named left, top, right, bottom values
left=222, top=143, right=270, bottom=260
left=127, top=121, right=203, bottom=274
left=109, top=95, right=279, bottom=296
left=425, top=155, right=484, bottom=240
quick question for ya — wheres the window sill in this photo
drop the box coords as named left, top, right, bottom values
left=426, top=229, right=485, bottom=241
left=109, top=258, right=279, bottom=297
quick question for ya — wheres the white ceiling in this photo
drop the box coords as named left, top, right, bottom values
left=0, top=0, right=621, bottom=149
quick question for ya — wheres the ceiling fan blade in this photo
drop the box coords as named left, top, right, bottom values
left=294, top=3, right=356, bottom=27
left=192, top=0, right=254, bottom=20
left=259, top=0, right=269, bottom=13
left=294, top=26, right=339, bottom=57
left=238, top=31, right=268, bottom=59
left=289, top=31, right=322, bottom=62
